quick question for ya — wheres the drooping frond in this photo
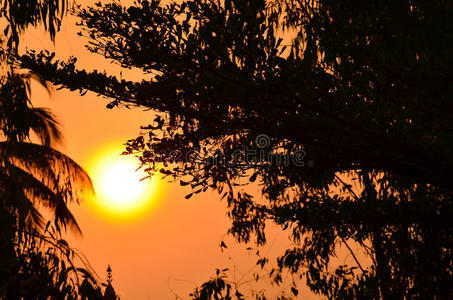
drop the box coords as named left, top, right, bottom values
left=0, top=81, right=89, bottom=236
left=0, top=141, right=94, bottom=204
left=0, top=166, right=44, bottom=229
left=27, top=107, right=63, bottom=147
left=6, top=163, right=82, bottom=235
left=53, top=199, right=82, bottom=236
left=1, top=74, right=61, bottom=147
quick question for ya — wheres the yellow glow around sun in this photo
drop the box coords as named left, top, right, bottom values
left=87, top=146, right=161, bottom=221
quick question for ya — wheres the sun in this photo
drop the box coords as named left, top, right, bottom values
left=88, top=146, right=161, bottom=220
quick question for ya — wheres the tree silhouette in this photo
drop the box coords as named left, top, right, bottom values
left=0, top=74, right=103, bottom=298
left=19, top=0, right=453, bottom=298
left=1, top=1, right=102, bottom=298
left=0, top=73, right=92, bottom=231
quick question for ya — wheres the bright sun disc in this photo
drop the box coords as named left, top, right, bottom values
left=88, top=147, right=160, bottom=220
left=99, top=162, right=145, bottom=207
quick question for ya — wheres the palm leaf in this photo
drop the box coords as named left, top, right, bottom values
left=6, top=164, right=82, bottom=235
left=0, top=141, right=94, bottom=204
left=27, top=107, right=63, bottom=147
left=0, top=167, right=44, bottom=229
left=1, top=78, right=90, bottom=236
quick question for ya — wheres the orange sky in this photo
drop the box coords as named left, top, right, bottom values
left=21, top=2, right=322, bottom=298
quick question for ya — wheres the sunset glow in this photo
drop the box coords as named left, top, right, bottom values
left=88, top=147, right=160, bottom=220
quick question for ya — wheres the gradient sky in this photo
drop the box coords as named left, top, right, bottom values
left=22, top=2, right=322, bottom=298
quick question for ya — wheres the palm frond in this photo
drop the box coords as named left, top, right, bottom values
left=54, top=200, right=82, bottom=236
left=27, top=107, right=63, bottom=147
left=0, top=141, right=94, bottom=204
left=0, top=168, right=44, bottom=229
left=6, top=163, right=82, bottom=235
left=1, top=73, right=61, bottom=146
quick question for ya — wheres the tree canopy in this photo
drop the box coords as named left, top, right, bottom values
left=20, top=0, right=453, bottom=298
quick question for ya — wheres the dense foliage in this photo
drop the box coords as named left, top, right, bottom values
left=20, top=0, right=453, bottom=298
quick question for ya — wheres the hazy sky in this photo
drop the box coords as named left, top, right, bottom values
left=22, top=2, right=321, bottom=298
